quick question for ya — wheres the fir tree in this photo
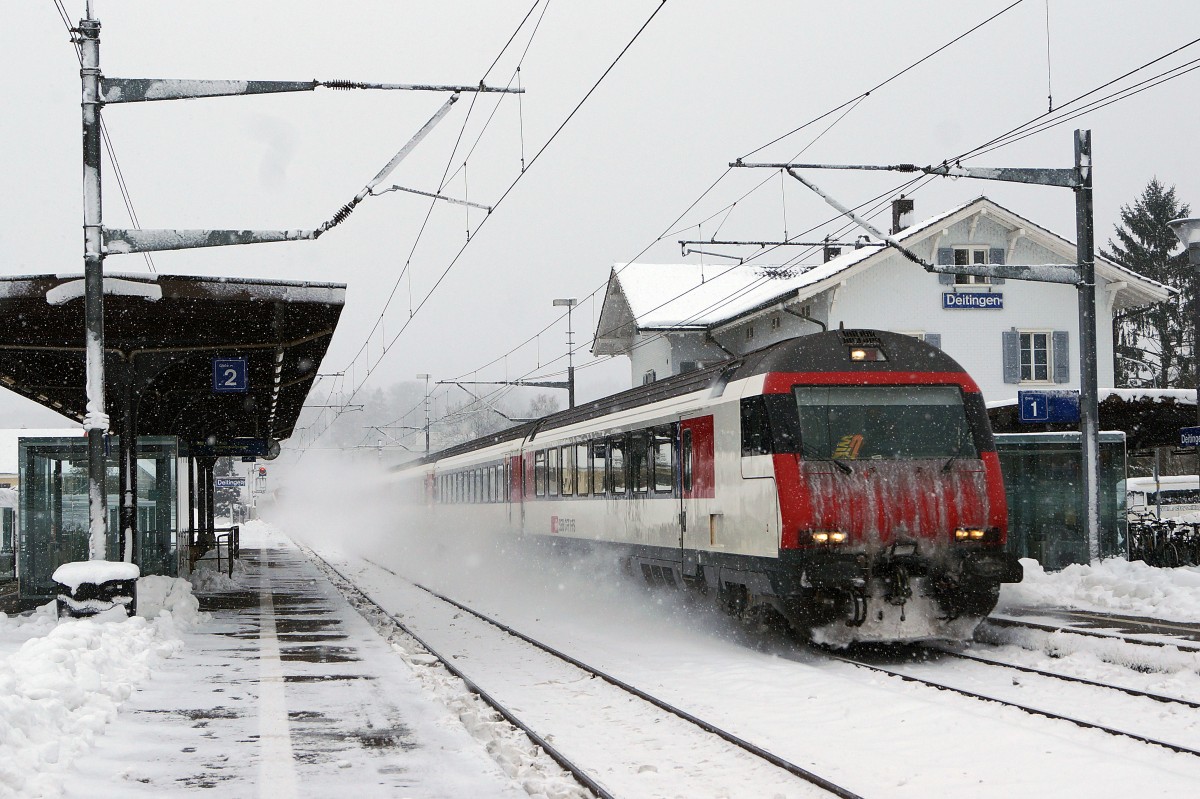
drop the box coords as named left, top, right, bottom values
left=1105, top=179, right=1193, bottom=388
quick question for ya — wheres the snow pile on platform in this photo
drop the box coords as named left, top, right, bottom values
left=999, top=557, right=1200, bottom=622
left=188, top=552, right=252, bottom=594
left=136, top=576, right=207, bottom=626
left=0, top=609, right=187, bottom=797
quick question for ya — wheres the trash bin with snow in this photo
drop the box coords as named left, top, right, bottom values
left=52, top=560, right=140, bottom=618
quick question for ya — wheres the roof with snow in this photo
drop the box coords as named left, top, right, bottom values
left=0, top=273, right=345, bottom=446
left=593, top=196, right=1172, bottom=354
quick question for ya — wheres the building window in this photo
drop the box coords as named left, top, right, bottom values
left=953, top=247, right=991, bottom=284
left=1020, top=331, right=1051, bottom=382
left=680, top=361, right=699, bottom=374
left=642, top=370, right=656, bottom=385
left=1003, top=329, right=1068, bottom=384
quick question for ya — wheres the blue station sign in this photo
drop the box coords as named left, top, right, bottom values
left=943, top=292, right=1003, bottom=310
left=1181, top=426, right=1200, bottom=448
left=1018, top=390, right=1080, bottom=424
left=212, top=357, right=248, bottom=393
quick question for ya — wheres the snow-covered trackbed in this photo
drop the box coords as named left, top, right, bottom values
left=310, top=548, right=857, bottom=799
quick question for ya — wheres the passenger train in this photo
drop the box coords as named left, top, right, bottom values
left=395, top=329, right=1022, bottom=645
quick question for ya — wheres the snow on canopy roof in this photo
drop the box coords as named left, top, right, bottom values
left=0, top=428, right=84, bottom=474
left=611, top=196, right=1171, bottom=331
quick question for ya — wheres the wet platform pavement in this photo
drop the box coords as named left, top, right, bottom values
left=59, top=539, right=525, bottom=798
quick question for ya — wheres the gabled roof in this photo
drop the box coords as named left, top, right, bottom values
left=593, top=196, right=1171, bottom=354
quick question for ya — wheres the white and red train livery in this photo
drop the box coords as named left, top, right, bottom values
left=397, top=330, right=1021, bottom=645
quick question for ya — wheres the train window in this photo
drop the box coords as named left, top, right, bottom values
left=591, top=440, right=607, bottom=495
left=794, top=385, right=977, bottom=460
left=630, top=432, right=650, bottom=493
left=575, top=443, right=589, bottom=497
left=534, top=451, right=547, bottom=497
left=653, top=426, right=674, bottom=493
left=682, top=429, right=693, bottom=492
left=487, top=466, right=495, bottom=503
left=561, top=446, right=576, bottom=495
left=548, top=448, right=560, bottom=496
left=741, top=396, right=773, bottom=456
left=609, top=435, right=627, bottom=494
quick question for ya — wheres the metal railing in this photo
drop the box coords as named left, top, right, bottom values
left=213, top=525, right=241, bottom=578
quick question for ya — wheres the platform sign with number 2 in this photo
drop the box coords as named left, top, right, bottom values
left=213, top=357, right=248, bottom=393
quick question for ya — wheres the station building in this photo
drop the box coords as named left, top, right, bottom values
left=592, top=196, right=1170, bottom=402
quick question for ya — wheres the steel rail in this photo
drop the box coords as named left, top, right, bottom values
left=932, top=648, right=1200, bottom=710
left=351, top=558, right=863, bottom=799
left=822, top=652, right=1200, bottom=758
left=396, top=572, right=865, bottom=799
left=304, top=550, right=615, bottom=799
left=985, top=616, right=1200, bottom=654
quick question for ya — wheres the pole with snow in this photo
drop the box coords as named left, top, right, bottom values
left=80, top=10, right=110, bottom=561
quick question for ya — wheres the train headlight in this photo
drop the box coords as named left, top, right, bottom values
left=954, top=527, right=991, bottom=542
left=811, top=531, right=847, bottom=544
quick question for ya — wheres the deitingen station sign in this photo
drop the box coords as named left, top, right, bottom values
left=943, top=292, right=1003, bottom=310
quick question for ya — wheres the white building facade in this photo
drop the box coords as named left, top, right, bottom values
left=592, top=197, right=1170, bottom=404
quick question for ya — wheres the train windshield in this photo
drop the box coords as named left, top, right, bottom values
left=793, top=385, right=977, bottom=460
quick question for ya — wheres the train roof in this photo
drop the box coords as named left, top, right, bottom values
left=413, top=330, right=968, bottom=466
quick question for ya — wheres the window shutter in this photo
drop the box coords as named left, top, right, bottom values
left=937, top=248, right=954, bottom=284
left=924, top=333, right=941, bottom=349
left=989, top=247, right=1005, bottom=284
left=1002, top=330, right=1020, bottom=383
left=1053, top=331, right=1070, bottom=383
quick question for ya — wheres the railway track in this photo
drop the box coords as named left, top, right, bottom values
left=984, top=615, right=1200, bottom=654
left=931, top=646, right=1200, bottom=710
left=308, top=549, right=865, bottom=799
left=817, top=648, right=1200, bottom=758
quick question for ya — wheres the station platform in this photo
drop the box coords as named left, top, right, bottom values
left=57, top=528, right=528, bottom=798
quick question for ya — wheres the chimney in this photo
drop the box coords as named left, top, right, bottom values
left=891, top=195, right=915, bottom=234
left=822, top=237, right=841, bottom=262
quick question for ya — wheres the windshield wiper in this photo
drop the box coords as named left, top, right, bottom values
left=941, top=438, right=971, bottom=472
left=801, top=443, right=852, bottom=474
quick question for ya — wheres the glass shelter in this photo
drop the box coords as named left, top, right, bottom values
left=995, top=431, right=1127, bottom=569
left=18, top=435, right=187, bottom=601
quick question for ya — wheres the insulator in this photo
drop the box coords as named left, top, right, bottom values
left=325, top=79, right=365, bottom=91
left=330, top=204, right=355, bottom=226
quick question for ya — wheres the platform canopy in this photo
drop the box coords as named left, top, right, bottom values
left=0, top=273, right=345, bottom=446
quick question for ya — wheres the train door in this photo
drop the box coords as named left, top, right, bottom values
left=678, top=415, right=715, bottom=575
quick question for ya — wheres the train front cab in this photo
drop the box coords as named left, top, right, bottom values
left=745, top=361, right=1022, bottom=644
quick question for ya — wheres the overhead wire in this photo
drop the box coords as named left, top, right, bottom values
left=438, top=27, right=1200, bottom=399
left=319, top=3, right=1200, bottom=453
left=739, top=0, right=1029, bottom=161
left=302, top=1, right=554, bottom=434
left=300, top=1, right=669, bottom=450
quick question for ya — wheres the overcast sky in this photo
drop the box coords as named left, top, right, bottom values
left=3, top=1, right=1199, bottom=447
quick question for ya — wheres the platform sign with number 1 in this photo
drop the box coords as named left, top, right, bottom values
left=213, top=357, right=248, bottom=393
